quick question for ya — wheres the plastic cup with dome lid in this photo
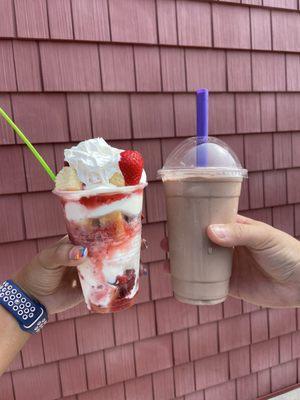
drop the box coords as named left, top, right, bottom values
left=158, top=89, right=247, bottom=305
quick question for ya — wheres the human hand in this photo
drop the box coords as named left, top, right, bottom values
left=13, top=236, right=149, bottom=315
left=14, top=237, right=88, bottom=314
left=207, top=215, right=300, bottom=308
left=162, top=215, right=300, bottom=308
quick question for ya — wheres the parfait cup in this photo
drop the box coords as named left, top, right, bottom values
left=54, top=183, right=146, bottom=313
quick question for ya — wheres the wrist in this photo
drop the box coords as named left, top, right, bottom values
left=13, top=275, right=37, bottom=301
left=13, top=271, right=46, bottom=307
left=13, top=275, right=50, bottom=314
left=0, top=280, right=48, bottom=334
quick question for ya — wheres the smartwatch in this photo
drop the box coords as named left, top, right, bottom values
left=0, top=280, right=48, bottom=334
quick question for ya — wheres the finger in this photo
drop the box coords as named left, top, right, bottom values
left=229, top=246, right=299, bottom=308
left=236, top=214, right=255, bottom=224
left=160, top=237, right=169, bottom=252
left=63, top=267, right=82, bottom=288
left=207, top=221, right=272, bottom=249
left=38, top=240, right=88, bottom=269
left=53, top=270, right=84, bottom=313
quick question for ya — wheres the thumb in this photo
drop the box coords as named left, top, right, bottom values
left=38, top=237, right=88, bottom=268
left=207, top=221, right=271, bottom=249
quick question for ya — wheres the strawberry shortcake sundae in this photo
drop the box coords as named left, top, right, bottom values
left=54, top=138, right=147, bottom=313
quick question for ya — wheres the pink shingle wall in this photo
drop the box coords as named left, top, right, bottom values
left=0, top=0, right=300, bottom=399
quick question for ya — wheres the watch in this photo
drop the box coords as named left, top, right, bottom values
left=0, top=280, right=48, bottom=334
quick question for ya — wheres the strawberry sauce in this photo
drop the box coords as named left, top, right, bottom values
left=80, top=193, right=128, bottom=208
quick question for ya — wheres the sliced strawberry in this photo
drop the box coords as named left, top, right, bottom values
left=119, top=150, right=144, bottom=186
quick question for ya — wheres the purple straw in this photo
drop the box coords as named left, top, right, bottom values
left=196, top=89, right=209, bottom=166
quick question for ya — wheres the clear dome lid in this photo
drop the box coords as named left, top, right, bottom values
left=158, top=137, right=247, bottom=180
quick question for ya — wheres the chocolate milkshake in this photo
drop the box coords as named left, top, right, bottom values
left=158, top=137, right=247, bottom=305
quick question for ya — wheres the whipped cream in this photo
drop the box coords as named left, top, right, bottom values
left=64, top=137, right=147, bottom=189
left=64, top=138, right=122, bottom=187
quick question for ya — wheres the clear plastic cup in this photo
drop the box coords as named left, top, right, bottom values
left=158, top=137, right=247, bottom=305
left=54, top=183, right=146, bottom=313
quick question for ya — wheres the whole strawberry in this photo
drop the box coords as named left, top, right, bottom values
left=119, top=150, right=144, bottom=186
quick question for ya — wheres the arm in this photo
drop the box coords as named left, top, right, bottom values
left=0, top=237, right=87, bottom=376
left=0, top=306, right=30, bottom=375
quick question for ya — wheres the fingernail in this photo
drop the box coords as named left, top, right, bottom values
left=210, top=224, right=228, bottom=239
left=69, top=246, right=88, bottom=260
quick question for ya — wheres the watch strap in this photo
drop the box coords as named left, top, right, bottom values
left=0, top=280, right=48, bottom=334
